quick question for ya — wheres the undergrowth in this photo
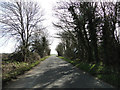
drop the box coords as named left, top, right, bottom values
left=59, top=56, right=120, bottom=88
left=2, top=56, right=49, bottom=84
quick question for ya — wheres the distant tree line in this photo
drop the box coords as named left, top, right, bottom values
left=55, top=1, right=120, bottom=69
left=0, top=0, right=50, bottom=61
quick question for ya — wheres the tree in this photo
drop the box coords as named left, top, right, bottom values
left=31, top=31, right=51, bottom=58
left=0, top=0, right=44, bottom=61
left=100, top=2, right=120, bottom=66
left=56, top=43, right=64, bottom=56
left=54, top=1, right=120, bottom=68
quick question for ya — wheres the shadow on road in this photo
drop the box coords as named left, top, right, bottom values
left=3, top=56, right=114, bottom=88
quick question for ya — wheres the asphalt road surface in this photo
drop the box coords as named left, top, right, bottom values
left=3, top=56, right=114, bottom=88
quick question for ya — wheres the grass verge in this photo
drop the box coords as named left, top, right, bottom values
left=2, top=56, right=49, bottom=84
left=58, top=56, right=120, bottom=88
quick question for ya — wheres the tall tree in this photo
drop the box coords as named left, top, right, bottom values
left=0, top=0, right=44, bottom=61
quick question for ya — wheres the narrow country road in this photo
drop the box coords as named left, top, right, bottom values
left=3, top=56, right=114, bottom=88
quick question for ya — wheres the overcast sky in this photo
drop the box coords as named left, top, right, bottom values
left=0, top=0, right=61, bottom=54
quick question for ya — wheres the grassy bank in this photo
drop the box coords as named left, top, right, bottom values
left=2, top=56, right=49, bottom=84
left=59, top=56, right=120, bottom=88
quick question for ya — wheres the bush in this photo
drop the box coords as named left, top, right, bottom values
left=9, top=52, right=24, bottom=62
left=27, top=52, right=41, bottom=63
left=9, top=51, right=41, bottom=62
